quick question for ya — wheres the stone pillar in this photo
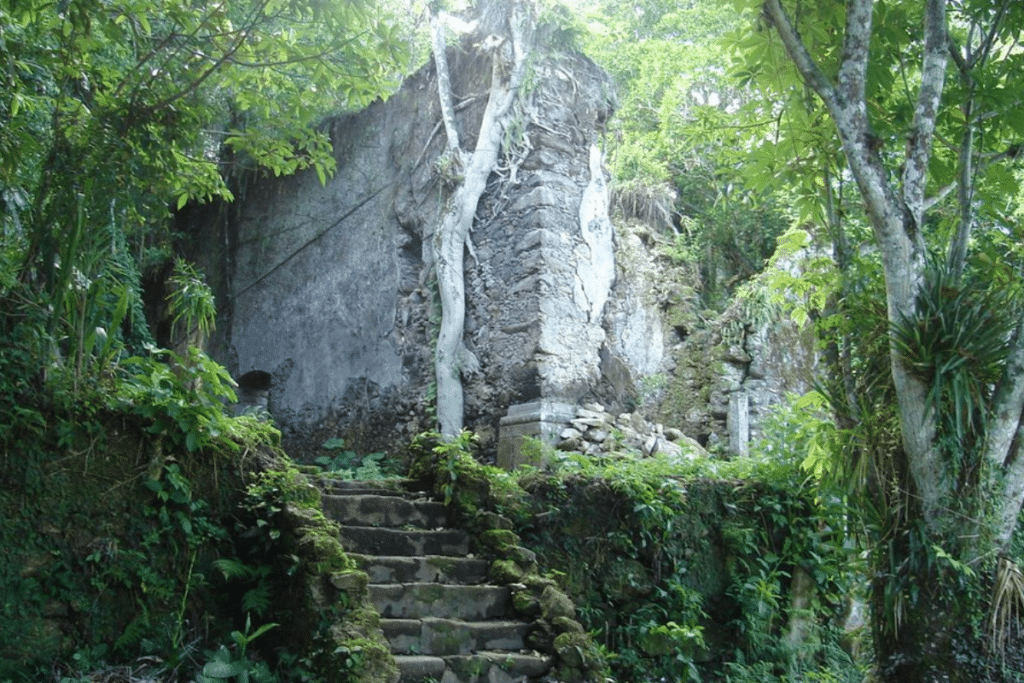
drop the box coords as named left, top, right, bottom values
left=728, top=390, right=749, bottom=457
left=497, top=400, right=577, bottom=470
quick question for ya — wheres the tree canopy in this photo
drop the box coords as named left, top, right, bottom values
left=576, top=0, right=789, bottom=300
left=0, top=0, right=407, bottom=298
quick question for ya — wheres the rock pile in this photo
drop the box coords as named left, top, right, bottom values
left=555, top=403, right=709, bottom=461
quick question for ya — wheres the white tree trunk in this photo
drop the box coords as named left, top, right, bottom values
left=429, top=6, right=531, bottom=436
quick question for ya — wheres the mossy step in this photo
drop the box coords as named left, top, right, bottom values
left=338, top=526, right=470, bottom=557
left=322, top=493, right=450, bottom=529
left=382, top=617, right=532, bottom=656
left=370, top=583, right=510, bottom=620
left=317, top=478, right=413, bottom=496
left=395, top=652, right=551, bottom=683
left=351, top=554, right=490, bottom=585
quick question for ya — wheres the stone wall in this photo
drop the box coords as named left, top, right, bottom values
left=185, top=33, right=624, bottom=458
left=603, top=222, right=820, bottom=456
left=181, top=26, right=817, bottom=462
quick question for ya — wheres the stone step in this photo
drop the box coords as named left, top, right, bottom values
left=371, top=583, right=510, bottom=620
left=382, top=617, right=532, bottom=656
left=322, top=493, right=450, bottom=529
left=395, top=652, right=551, bottom=683
left=338, top=525, right=470, bottom=557
left=351, top=554, right=490, bottom=585
left=318, top=478, right=413, bottom=496
left=324, top=481, right=550, bottom=682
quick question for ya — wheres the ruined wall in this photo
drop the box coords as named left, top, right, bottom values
left=189, top=36, right=621, bottom=458
left=609, top=221, right=820, bottom=453
left=182, top=28, right=816, bottom=462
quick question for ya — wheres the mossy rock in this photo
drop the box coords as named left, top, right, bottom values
left=332, top=638, right=399, bottom=683
left=294, top=532, right=351, bottom=574
left=449, top=469, right=492, bottom=513
left=513, top=589, right=541, bottom=615
left=345, top=607, right=381, bottom=633
left=602, top=557, right=654, bottom=603
left=506, top=545, right=537, bottom=567
left=539, top=585, right=576, bottom=620
left=479, top=528, right=520, bottom=553
left=475, top=510, right=514, bottom=530
left=552, top=616, right=585, bottom=634
left=330, top=570, right=369, bottom=597
left=553, top=631, right=605, bottom=682
left=489, top=558, right=526, bottom=584
left=524, top=574, right=558, bottom=592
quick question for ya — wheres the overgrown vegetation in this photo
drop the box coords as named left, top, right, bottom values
left=577, top=0, right=790, bottom=305
left=0, top=0, right=410, bottom=676
left=0, top=329, right=392, bottom=683
left=315, top=438, right=400, bottom=481
left=0, top=145, right=392, bottom=682
left=407, top=411, right=869, bottom=682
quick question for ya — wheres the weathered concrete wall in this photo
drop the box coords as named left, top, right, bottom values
left=189, top=35, right=621, bottom=458
left=182, top=28, right=817, bottom=462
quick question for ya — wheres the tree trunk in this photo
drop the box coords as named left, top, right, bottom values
left=428, top=5, right=532, bottom=436
left=760, top=0, right=1024, bottom=678
left=870, top=548, right=977, bottom=683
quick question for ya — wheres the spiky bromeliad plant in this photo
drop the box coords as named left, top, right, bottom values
left=891, top=257, right=1015, bottom=484
left=887, top=257, right=1024, bottom=655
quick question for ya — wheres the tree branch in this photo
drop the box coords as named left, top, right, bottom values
left=429, top=10, right=462, bottom=154
left=902, top=0, right=948, bottom=230
left=761, top=0, right=837, bottom=109
left=430, top=3, right=533, bottom=435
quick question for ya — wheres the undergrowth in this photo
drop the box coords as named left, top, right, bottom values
left=0, top=265, right=384, bottom=683
left=410, top=401, right=868, bottom=682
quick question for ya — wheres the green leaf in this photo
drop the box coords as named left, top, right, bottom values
left=203, top=659, right=247, bottom=678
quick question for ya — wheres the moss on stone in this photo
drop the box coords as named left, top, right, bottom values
left=540, top=585, right=576, bottom=620
left=507, top=545, right=537, bottom=568
left=475, top=510, right=514, bottom=530
left=489, top=558, right=526, bottom=584
left=427, top=620, right=465, bottom=657
left=337, top=637, right=399, bottom=683
left=330, top=570, right=369, bottom=597
left=553, top=631, right=605, bottom=682
left=295, top=528, right=352, bottom=574
left=524, top=574, right=558, bottom=592
left=346, top=607, right=381, bottom=632
left=552, top=616, right=585, bottom=634
left=513, top=589, right=540, bottom=615
left=602, top=557, right=654, bottom=603
left=412, top=583, right=445, bottom=603
left=479, top=528, right=520, bottom=552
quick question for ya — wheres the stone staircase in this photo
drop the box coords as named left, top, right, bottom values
left=319, top=479, right=552, bottom=683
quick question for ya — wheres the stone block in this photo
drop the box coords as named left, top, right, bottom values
left=497, top=400, right=577, bottom=470
left=728, top=390, right=750, bottom=457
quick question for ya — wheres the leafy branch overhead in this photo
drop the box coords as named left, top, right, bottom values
left=1, top=0, right=408, bottom=303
